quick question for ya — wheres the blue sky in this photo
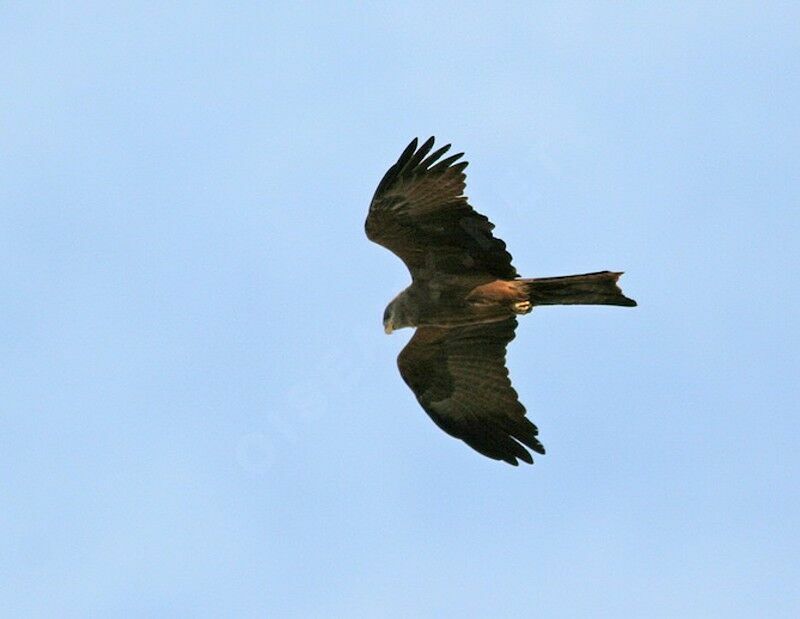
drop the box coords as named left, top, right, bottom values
left=2, top=2, right=799, bottom=617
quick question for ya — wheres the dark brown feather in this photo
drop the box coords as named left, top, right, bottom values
left=366, top=137, right=518, bottom=280
left=397, top=318, right=544, bottom=465
left=522, top=271, right=637, bottom=307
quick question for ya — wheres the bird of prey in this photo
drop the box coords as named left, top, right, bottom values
left=365, top=137, right=636, bottom=465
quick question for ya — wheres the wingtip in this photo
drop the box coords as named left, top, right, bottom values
left=405, top=136, right=435, bottom=149
left=502, top=446, right=536, bottom=466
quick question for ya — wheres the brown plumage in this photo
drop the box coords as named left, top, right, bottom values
left=365, top=137, right=636, bottom=465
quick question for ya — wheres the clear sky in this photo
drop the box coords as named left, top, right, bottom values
left=2, top=2, right=799, bottom=617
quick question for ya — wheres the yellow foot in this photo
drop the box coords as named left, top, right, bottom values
left=513, top=300, right=533, bottom=314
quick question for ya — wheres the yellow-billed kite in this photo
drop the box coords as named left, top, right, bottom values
left=366, top=137, right=636, bottom=465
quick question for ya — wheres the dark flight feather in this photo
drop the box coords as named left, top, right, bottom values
left=397, top=318, right=544, bottom=465
left=365, top=137, right=518, bottom=280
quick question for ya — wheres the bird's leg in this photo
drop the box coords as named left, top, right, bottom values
left=512, top=300, right=533, bottom=314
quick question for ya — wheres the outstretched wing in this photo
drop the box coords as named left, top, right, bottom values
left=365, top=137, right=518, bottom=280
left=397, top=318, right=544, bottom=465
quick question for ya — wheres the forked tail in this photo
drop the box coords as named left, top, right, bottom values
left=520, top=271, right=637, bottom=307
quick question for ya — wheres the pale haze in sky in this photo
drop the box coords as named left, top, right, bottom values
left=2, top=3, right=799, bottom=617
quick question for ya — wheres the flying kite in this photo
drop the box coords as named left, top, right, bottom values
left=365, top=137, right=636, bottom=465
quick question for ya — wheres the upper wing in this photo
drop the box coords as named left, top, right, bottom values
left=365, top=137, right=518, bottom=280
left=397, top=317, right=544, bottom=465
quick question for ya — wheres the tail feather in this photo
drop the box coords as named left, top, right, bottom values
left=520, top=271, right=637, bottom=307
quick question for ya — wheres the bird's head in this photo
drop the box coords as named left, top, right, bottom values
left=383, top=300, right=398, bottom=334
left=383, top=293, right=413, bottom=334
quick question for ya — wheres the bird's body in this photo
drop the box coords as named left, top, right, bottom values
left=365, top=137, right=636, bottom=465
left=383, top=276, right=519, bottom=331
